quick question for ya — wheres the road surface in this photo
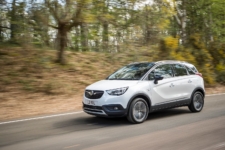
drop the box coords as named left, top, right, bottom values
left=0, top=94, right=225, bottom=150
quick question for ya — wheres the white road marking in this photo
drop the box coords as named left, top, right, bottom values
left=0, top=111, right=83, bottom=125
left=202, top=142, right=225, bottom=150
left=215, top=143, right=225, bottom=148
left=0, top=93, right=225, bottom=125
left=63, top=144, right=80, bottom=149
left=206, top=93, right=225, bottom=96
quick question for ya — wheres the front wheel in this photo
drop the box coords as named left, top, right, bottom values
left=127, top=98, right=149, bottom=124
left=188, top=91, right=204, bottom=112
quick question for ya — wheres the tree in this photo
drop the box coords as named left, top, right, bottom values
left=172, top=0, right=188, bottom=45
left=138, top=1, right=172, bottom=45
left=211, top=0, right=225, bottom=42
left=0, top=0, right=9, bottom=42
left=40, top=0, right=91, bottom=64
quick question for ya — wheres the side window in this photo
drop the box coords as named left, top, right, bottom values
left=185, top=66, right=195, bottom=75
left=148, top=64, right=173, bottom=80
left=173, top=64, right=188, bottom=76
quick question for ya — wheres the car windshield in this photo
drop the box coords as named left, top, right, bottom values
left=107, top=63, right=155, bottom=80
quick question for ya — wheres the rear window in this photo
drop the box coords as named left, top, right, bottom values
left=183, top=63, right=198, bottom=73
left=173, top=64, right=188, bottom=76
left=185, top=66, right=196, bottom=75
left=191, top=66, right=198, bottom=73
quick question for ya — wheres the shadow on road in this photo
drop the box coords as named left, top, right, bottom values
left=53, top=116, right=129, bottom=132
left=54, top=108, right=191, bottom=132
left=148, top=108, right=190, bottom=120
left=0, top=108, right=191, bottom=147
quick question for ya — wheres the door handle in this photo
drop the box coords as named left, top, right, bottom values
left=188, top=80, right=192, bottom=83
left=170, top=83, right=174, bottom=87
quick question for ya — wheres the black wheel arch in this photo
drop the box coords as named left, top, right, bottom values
left=126, top=93, right=152, bottom=113
left=191, top=87, right=205, bottom=99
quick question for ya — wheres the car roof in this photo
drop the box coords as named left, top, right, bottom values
left=130, top=60, right=192, bottom=65
left=129, top=60, right=198, bottom=71
left=155, top=60, right=198, bottom=72
left=155, top=60, right=189, bottom=64
left=128, top=61, right=155, bottom=65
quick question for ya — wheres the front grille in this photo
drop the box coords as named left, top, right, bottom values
left=85, top=90, right=104, bottom=99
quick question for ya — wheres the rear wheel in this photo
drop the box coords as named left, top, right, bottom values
left=188, top=91, right=204, bottom=112
left=127, top=98, right=149, bottom=124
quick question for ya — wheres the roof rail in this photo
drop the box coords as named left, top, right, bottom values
left=128, top=61, right=150, bottom=65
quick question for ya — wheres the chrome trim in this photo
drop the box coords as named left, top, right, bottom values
left=154, top=97, right=189, bottom=106
left=83, top=108, right=107, bottom=116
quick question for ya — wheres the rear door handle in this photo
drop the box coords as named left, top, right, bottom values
left=170, top=83, right=174, bottom=87
left=188, top=80, right=192, bottom=83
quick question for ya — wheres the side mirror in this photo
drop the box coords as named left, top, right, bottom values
left=148, top=73, right=155, bottom=80
left=154, top=75, right=163, bottom=84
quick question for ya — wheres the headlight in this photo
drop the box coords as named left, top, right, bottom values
left=106, top=87, right=128, bottom=96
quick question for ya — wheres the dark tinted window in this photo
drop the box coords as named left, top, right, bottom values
left=191, top=66, right=198, bottom=73
left=149, top=64, right=173, bottom=80
left=173, top=64, right=188, bottom=76
left=183, top=63, right=198, bottom=73
left=107, top=63, right=155, bottom=80
left=185, top=66, right=195, bottom=75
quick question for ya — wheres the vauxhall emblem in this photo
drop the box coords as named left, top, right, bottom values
left=87, top=90, right=95, bottom=96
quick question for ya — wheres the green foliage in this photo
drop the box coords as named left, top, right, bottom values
left=1, top=0, right=225, bottom=85
left=211, top=0, right=225, bottom=42
left=208, top=42, right=225, bottom=83
left=158, top=36, right=195, bottom=64
left=188, top=34, right=215, bottom=84
left=158, top=35, right=215, bottom=84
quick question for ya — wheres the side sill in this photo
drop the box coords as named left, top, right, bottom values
left=150, top=99, right=191, bottom=112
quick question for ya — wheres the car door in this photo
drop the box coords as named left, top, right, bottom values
left=185, top=65, right=199, bottom=98
left=172, top=63, right=193, bottom=99
left=148, top=64, right=177, bottom=105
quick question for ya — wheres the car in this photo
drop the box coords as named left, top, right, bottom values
left=83, top=60, right=205, bottom=123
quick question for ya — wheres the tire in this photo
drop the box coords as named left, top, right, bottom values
left=127, top=98, right=149, bottom=124
left=188, top=91, right=204, bottom=112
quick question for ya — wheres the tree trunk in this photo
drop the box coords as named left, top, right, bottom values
left=95, top=40, right=99, bottom=51
left=146, top=29, right=151, bottom=44
left=93, top=23, right=100, bottom=51
left=0, top=27, right=3, bottom=42
left=74, top=26, right=80, bottom=51
left=56, top=26, right=67, bottom=64
left=102, top=22, right=109, bottom=50
left=80, top=23, right=88, bottom=51
left=209, top=6, right=214, bottom=42
left=115, top=30, right=121, bottom=52
left=174, top=0, right=187, bottom=45
left=102, top=0, right=109, bottom=51
left=181, top=12, right=187, bottom=45
left=10, top=0, right=16, bottom=41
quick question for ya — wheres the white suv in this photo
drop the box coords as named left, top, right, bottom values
left=83, top=60, right=205, bottom=123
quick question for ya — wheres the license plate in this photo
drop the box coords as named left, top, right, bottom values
left=85, top=100, right=97, bottom=105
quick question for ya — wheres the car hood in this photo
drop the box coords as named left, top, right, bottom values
left=86, top=80, right=139, bottom=91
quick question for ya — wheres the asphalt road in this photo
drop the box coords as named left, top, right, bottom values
left=0, top=94, right=225, bottom=150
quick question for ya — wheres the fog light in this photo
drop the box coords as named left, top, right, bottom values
left=114, top=107, right=118, bottom=110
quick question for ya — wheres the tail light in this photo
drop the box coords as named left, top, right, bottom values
left=196, top=73, right=202, bottom=77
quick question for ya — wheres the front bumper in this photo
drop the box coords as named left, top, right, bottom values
left=83, top=103, right=127, bottom=117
